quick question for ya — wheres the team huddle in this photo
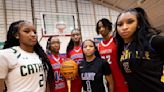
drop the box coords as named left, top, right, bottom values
left=0, top=7, right=164, bottom=92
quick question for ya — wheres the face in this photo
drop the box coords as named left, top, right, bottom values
left=98, top=21, right=110, bottom=38
left=83, top=40, right=95, bottom=57
left=71, top=30, right=81, bottom=43
left=117, top=12, right=138, bottom=43
left=50, top=37, right=60, bottom=53
left=16, top=22, right=37, bottom=48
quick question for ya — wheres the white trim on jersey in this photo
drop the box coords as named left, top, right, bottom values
left=100, top=38, right=113, bottom=47
left=73, top=47, right=81, bottom=52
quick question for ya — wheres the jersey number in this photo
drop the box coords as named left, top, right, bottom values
left=39, top=74, right=44, bottom=87
left=86, top=80, right=92, bottom=92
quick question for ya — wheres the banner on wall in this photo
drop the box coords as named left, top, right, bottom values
left=94, top=37, right=102, bottom=46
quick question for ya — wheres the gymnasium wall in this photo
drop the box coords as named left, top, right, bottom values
left=0, top=0, right=119, bottom=53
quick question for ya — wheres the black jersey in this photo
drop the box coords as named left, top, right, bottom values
left=119, top=35, right=164, bottom=92
left=78, top=57, right=111, bottom=92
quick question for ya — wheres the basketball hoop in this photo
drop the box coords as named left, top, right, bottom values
left=56, top=23, right=66, bottom=34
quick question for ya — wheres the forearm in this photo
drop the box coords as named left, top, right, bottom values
left=108, top=82, right=114, bottom=92
left=106, top=75, right=114, bottom=92
left=0, top=79, right=5, bottom=92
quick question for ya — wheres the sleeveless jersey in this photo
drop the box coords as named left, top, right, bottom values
left=0, top=46, right=47, bottom=92
left=48, top=54, right=68, bottom=92
left=97, top=36, right=128, bottom=92
left=67, top=46, right=83, bottom=92
left=67, top=46, right=83, bottom=64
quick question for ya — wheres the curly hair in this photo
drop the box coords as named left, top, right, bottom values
left=96, top=18, right=112, bottom=35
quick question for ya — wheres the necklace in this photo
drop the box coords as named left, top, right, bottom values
left=124, top=43, right=131, bottom=50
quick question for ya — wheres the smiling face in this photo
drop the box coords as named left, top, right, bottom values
left=16, top=22, right=37, bottom=49
left=116, top=12, right=138, bottom=43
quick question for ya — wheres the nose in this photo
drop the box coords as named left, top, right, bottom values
left=86, top=46, right=90, bottom=50
left=31, top=31, right=37, bottom=37
left=122, top=23, right=128, bottom=30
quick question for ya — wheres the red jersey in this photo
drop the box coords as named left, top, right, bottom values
left=67, top=46, right=83, bottom=92
left=67, top=46, right=83, bottom=64
left=97, top=36, right=128, bottom=92
left=48, top=54, right=68, bottom=92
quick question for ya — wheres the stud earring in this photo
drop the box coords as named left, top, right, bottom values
left=16, top=36, right=19, bottom=39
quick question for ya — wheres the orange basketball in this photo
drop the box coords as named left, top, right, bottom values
left=60, top=59, right=78, bottom=80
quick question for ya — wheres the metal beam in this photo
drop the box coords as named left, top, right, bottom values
left=2, top=0, right=7, bottom=40
left=91, top=0, right=123, bottom=12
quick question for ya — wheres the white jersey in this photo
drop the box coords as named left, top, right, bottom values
left=0, top=46, right=47, bottom=92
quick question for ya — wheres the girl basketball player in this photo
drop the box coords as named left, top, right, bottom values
left=46, top=36, right=68, bottom=92
left=96, top=18, right=128, bottom=92
left=0, top=20, right=54, bottom=92
left=66, top=29, right=83, bottom=92
left=79, top=39, right=114, bottom=92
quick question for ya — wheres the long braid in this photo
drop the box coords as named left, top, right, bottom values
left=66, top=39, right=74, bottom=56
left=3, top=20, right=24, bottom=49
left=34, top=43, right=55, bottom=87
left=3, top=20, right=55, bottom=91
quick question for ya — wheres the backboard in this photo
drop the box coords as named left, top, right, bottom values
left=41, top=13, right=77, bottom=38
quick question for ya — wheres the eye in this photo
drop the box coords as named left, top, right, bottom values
left=33, top=30, right=37, bottom=34
left=117, top=22, right=122, bottom=27
left=127, top=19, right=134, bottom=24
left=83, top=45, right=87, bottom=48
left=23, top=29, right=30, bottom=33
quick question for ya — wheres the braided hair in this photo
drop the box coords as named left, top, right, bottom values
left=3, top=20, right=55, bottom=87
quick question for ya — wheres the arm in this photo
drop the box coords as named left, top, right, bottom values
left=45, top=82, right=50, bottom=92
left=0, top=51, right=9, bottom=92
left=105, top=75, right=114, bottom=92
left=0, top=79, right=5, bottom=92
left=102, top=60, right=114, bottom=92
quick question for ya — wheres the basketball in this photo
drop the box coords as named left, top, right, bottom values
left=60, top=59, right=78, bottom=80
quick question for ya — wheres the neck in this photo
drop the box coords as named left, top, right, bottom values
left=74, top=42, right=80, bottom=46
left=85, top=55, right=96, bottom=62
left=19, top=45, right=34, bottom=53
left=124, top=38, right=133, bottom=44
left=52, top=52, right=59, bottom=56
left=103, top=34, right=111, bottom=41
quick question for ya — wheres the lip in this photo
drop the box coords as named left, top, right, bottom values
left=100, top=31, right=104, bottom=35
left=121, top=32, right=129, bottom=36
left=31, top=39, right=37, bottom=42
